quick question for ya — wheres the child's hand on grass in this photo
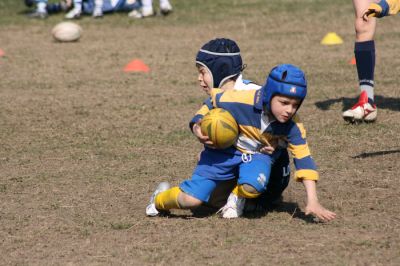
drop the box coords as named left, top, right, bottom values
left=305, top=201, right=336, bottom=222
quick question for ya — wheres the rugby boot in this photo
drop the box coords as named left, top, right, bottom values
left=65, top=7, right=81, bottom=19
left=146, top=182, right=171, bottom=217
left=92, top=8, right=103, bottom=18
left=218, top=192, right=246, bottom=219
left=342, top=91, right=377, bottom=123
left=128, top=7, right=155, bottom=18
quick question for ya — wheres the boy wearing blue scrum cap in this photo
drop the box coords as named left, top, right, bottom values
left=216, top=64, right=336, bottom=220
left=146, top=63, right=336, bottom=222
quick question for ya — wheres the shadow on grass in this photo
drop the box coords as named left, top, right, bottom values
left=180, top=201, right=319, bottom=223
left=242, top=201, right=318, bottom=223
left=352, top=149, right=400, bottom=159
left=314, top=95, right=400, bottom=112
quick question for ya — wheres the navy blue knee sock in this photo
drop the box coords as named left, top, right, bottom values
left=354, top=40, right=375, bottom=102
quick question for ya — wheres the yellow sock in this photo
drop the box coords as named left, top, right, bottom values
left=155, top=186, right=181, bottom=210
left=232, top=185, right=260, bottom=199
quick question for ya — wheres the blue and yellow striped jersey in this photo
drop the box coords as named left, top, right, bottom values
left=197, top=88, right=319, bottom=181
left=189, top=75, right=260, bottom=129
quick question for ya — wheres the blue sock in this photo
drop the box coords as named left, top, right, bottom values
left=354, top=40, right=375, bottom=102
left=46, top=3, right=62, bottom=13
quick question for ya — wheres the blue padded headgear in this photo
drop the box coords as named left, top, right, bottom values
left=262, top=64, right=307, bottom=111
left=196, top=38, right=243, bottom=88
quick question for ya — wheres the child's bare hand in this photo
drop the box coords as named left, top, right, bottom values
left=259, top=139, right=279, bottom=154
left=259, top=145, right=275, bottom=154
left=362, top=2, right=384, bottom=21
left=362, top=8, right=379, bottom=21
left=192, top=121, right=214, bottom=146
left=305, top=201, right=336, bottom=222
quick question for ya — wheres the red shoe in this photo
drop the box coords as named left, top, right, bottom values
left=342, top=91, right=377, bottom=123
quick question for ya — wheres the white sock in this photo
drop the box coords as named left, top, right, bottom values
left=94, top=0, right=103, bottom=8
left=73, top=0, right=82, bottom=11
left=360, top=85, right=374, bottom=101
left=37, top=2, right=46, bottom=13
left=159, top=0, right=171, bottom=7
left=141, top=0, right=152, bottom=9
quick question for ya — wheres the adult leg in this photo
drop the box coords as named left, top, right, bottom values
left=343, top=0, right=378, bottom=123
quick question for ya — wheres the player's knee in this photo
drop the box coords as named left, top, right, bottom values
left=242, top=184, right=258, bottom=194
left=237, top=184, right=261, bottom=198
left=354, top=18, right=375, bottom=41
left=178, top=192, right=203, bottom=208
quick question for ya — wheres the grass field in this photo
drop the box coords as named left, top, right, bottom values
left=1, top=0, right=400, bottom=265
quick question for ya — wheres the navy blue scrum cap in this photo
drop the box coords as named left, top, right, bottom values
left=196, top=38, right=243, bottom=88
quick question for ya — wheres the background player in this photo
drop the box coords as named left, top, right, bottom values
left=342, top=0, right=378, bottom=123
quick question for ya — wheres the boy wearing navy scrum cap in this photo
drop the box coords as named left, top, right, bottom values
left=195, top=38, right=259, bottom=94
left=191, top=38, right=266, bottom=148
left=146, top=63, right=336, bottom=222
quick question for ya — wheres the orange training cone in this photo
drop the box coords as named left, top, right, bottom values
left=321, top=32, right=343, bottom=45
left=0, top=49, right=4, bottom=57
left=349, top=57, right=356, bottom=65
left=124, top=59, right=150, bottom=73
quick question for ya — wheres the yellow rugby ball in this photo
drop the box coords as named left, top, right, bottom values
left=201, top=108, right=239, bottom=149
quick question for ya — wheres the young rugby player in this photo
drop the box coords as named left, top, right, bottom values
left=146, top=63, right=336, bottom=222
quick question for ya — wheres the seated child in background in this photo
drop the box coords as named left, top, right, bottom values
left=146, top=63, right=336, bottom=222
left=25, top=0, right=141, bottom=18
left=64, top=0, right=141, bottom=18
